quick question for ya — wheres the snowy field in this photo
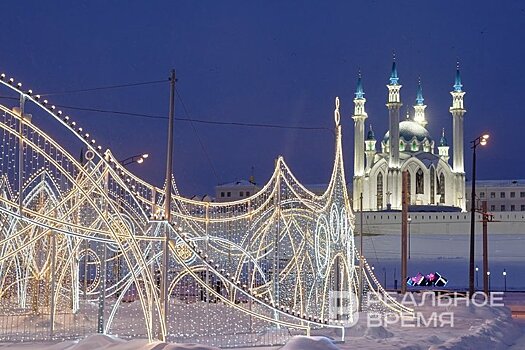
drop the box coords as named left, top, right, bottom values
left=0, top=295, right=524, bottom=350
left=362, top=232, right=525, bottom=290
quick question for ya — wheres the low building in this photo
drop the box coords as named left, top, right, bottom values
left=465, top=180, right=525, bottom=212
left=215, top=180, right=259, bottom=202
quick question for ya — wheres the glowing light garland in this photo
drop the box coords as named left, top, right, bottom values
left=0, top=76, right=412, bottom=347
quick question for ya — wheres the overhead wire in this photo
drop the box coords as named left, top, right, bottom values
left=0, top=95, right=331, bottom=131
left=175, top=87, right=221, bottom=184
left=39, top=79, right=169, bottom=96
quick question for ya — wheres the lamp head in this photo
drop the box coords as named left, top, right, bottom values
left=480, top=134, right=489, bottom=146
left=137, top=158, right=144, bottom=164
left=142, top=153, right=149, bottom=158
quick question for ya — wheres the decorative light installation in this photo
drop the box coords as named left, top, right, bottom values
left=0, top=75, right=412, bottom=347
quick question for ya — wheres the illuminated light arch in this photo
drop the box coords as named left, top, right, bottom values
left=0, top=75, right=412, bottom=346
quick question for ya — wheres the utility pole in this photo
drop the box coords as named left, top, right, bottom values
left=469, top=146, right=476, bottom=297
left=401, top=171, right=408, bottom=294
left=161, top=69, right=176, bottom=341
left=482, top=200, right=489, bottom=296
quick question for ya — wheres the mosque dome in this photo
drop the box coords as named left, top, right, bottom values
left=383, top=120, right=432, bottom=143
left=382, top=120, right=434, bottom=153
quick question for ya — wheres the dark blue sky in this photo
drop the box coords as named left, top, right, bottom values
left=1, top=1, right=524, bottom=195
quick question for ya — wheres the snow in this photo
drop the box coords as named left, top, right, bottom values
left=0, top=301, right=523, bottom=350
left=279, top=336, right=339, bottom=350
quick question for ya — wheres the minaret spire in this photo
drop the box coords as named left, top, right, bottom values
left=413, top=77, right=428, bottom=127
left=390, top=52, right=399, bottom=85
left=454, top=60, right=463, bottom=92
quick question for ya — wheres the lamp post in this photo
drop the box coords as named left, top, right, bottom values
left=475, top=265, right=479, bottom=288
left=469, top=134, right=489, bottom=297
left=120, top=153, right=149, bottom=166
left=503, top=269, right=507, bottom=292
left=487, top=271, right=491, bottom=292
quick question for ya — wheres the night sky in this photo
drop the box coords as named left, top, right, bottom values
left=1, top=1, right=524, bottom=196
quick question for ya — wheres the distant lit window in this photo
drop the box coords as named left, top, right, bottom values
left=490, top=192, right=495, bottom=198
left=501, top=192, right=505, bottom=198
left=511, top=192, right=516, bottom=198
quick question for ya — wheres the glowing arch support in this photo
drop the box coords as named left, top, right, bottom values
left=0, top=75, right=411, bottom=347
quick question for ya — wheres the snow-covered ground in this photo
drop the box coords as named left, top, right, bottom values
left=1, top=296, right=523, bottom=350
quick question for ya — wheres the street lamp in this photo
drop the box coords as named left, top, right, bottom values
left=120, top=153, right=149, bottom=166
left=469, top=134, right=490, bottom=297
left=487, top=271, right=491, bottom=292
left=503, top=269, right=507, bottom=292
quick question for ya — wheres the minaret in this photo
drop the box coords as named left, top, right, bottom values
left=413, top=77, right=428, bottom=127
left=353, top=71, right=367, bottom=177
left=438, top=128, right=450, bottom=162
left=386, top=55, right=402, bottom=209
left=450, top=62, right=467, bottom=210
left=352, top=71, right=367, bottom=208
left=365, top=125, right=376, bottom=173
left=450, top=63, right=466, bottom=174
left=386, top=56, right=402, bottom=168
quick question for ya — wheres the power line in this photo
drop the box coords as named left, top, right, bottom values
left=0, top=95, right=331, bottom=131
left=39, top=79, right=169, bottom=96
left=175, top=87, right=221, bottom=183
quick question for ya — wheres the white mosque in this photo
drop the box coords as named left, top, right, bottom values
left=352, top=60, right=467, bottom=212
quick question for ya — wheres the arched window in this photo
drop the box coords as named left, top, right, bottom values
left=412, top=140, right=418, bottom=152
left=430, top=167, right=435, bottom=204
left=439, top=173, right=446, bottom=203
left=377, top=173, right=383, bottom=210
left=416, top=168, right=424, bottom=194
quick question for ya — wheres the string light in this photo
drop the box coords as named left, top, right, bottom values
left=0, top=74, right=411, bottom=347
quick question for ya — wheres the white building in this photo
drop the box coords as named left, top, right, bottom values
left=215, top=179, right=260, bottom=202
left=353, top=59, right=466, bottom=212
left=465, top=180, right=525, bottom=212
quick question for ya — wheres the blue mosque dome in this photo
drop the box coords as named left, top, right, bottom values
left=383, top=120, right=432, bottom=143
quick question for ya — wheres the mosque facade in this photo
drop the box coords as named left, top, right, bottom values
left=352, top=60, right=467, bottom=212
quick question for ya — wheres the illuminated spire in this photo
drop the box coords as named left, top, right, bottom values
left=439, top=128, right=448, bottom=147
left=355, top=70, right=365, bottom=99
left=366, top=124, right=375, bottom=140
left=454, top=61, right=463, bottom=92
left=389, top=52, right=399, bottom=85
left=416, top=77, right=424, bottom=105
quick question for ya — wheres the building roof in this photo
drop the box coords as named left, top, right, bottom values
left=383, top=120, right=432, bottom=143
left=217, top=180, right=258, bottom=188
left=465, top=179, right=525, bottom=187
